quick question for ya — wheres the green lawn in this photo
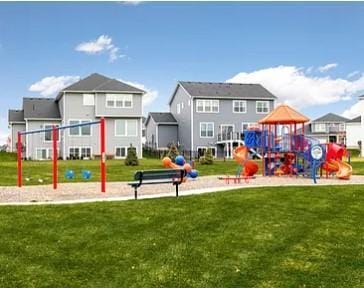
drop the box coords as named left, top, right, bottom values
left=0, top=154, right=256, bottom=186
left=0, top=185, right=363, bottom=287
left=0, top=152, right=363, bottom=186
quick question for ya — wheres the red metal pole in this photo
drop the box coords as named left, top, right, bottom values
left=17, top=132, right=22, bottom=187
left=52, top=125, right=58, bottom=190
left=100, top=117, right=106, bottom=193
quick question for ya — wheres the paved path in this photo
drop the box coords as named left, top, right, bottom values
left=0, top=175, right=363, bottom=205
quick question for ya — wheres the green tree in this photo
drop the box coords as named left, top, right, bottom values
left=125, top=145, right=139, bottom=166
left=200, top=148, right=214, bottom=165
left=167, top=143, right=179, bottom=162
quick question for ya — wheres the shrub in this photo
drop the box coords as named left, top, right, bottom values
left=125, top=145, right=139, bottom=166
left=199, top=148, right=214, bottom=165
left=167, top=143, right=179, bottom=162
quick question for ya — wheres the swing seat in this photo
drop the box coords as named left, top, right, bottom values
left=82, top=170, right=92, bottom=180
left=65, top=170, right=75, bottom=179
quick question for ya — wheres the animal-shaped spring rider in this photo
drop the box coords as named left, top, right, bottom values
left=162, top=155, right=198, bottom=179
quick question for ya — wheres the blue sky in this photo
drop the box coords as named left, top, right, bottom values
left=1, top=2, right=364, bottom=144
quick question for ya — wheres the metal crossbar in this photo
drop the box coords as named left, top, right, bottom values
left=19, top=120, right=101, bottom=136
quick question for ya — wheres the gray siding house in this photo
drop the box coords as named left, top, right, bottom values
left=304, top=113, right=348, bottom=144
left=145, top=112, right=178, bottom=149
left=8, top=73, right=145, bottom=160
left=146, top=81, right=277, bottom=158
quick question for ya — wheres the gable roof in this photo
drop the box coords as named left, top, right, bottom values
left=8, top=109, right=25, bottom=123
left=146, top=112, right=178, bottom=126
left=259, top=104, right=310, bottom=124
left=56, top=73, right=145, bottom=100
left=347, top=115, right=361, bottom=123
left=169, top=81, right=277, bottom=104
left=23, top=98, right=61, bottom=120
left=313, top=113, right=348, bottom=123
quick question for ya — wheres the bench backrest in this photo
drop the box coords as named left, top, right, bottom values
left=134, top=169, right=185, bottom=182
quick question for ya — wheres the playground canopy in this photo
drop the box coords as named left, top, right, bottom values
left=258, top=104, right=309, bottom=125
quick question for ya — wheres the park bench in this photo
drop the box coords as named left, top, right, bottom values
left=128, top=169, right=186, bottom=200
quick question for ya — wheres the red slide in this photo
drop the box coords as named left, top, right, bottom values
left=322, top=143, right=352, bottom=180
left=233, top=146, right=259, bottom=177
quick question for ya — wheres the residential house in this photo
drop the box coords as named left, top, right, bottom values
left=146, top=81, right=277, bottom=158
left=145, top=112, right=178, bottom=150
left=346, top=115, right=362, bottom=150
left=8, top=73, right=145, bottom=160
left=304, top=113, right=348, bottom=144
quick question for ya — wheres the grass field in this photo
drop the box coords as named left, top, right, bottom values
left=0, top=185, right=363, bottom=287
left=0, top=152, right=363, bottom=186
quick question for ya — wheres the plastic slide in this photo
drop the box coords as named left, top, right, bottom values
left=322, top=143, right=352, bottom=180
left=330, top=159, right=352, bottom=180
left=233, top=146, right=259, bottom=177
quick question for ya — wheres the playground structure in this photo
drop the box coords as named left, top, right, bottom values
left=17, top=118, right=107, bottom=192
left=239, top=104, right=352, bottom=183
left=162, top=155, right=198, bottom=179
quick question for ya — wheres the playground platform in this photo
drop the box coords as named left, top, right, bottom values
left=0, top=175, right=364, bottom=205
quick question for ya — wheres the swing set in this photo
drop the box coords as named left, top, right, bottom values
left=17, top=118, right=106, bottom=192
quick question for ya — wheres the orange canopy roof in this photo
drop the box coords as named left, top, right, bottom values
left=258, top=104, right=310, bottom=124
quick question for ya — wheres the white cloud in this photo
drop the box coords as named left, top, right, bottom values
left=227, top=65, right=364, bottom=109
left=29, top=76, right=80, bottom=97
left=318, top=63, right=338, bottom=73
left=342, top=100, right=364, bottom=119
left=347, top=71, right=361, bottom=79
left=122, top=1, right=142, bottom=5
left=119, top=79, right=158, bottom=107
left=75, top=35, right=124, bottom=63
left=0, top=117, right=9, bottom=146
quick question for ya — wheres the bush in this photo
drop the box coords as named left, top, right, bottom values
left=199, top=148, right=214, bottom=165
left=167, top=143, right=179, bottom=162
left=125, top=145, right=139, bottom=166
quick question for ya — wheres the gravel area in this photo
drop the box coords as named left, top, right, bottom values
left=0, top=175, right=363, bottom=205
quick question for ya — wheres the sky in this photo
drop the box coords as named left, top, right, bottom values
left=1, top=1, right=364, bottom=145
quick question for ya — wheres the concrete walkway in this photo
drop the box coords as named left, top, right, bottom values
left=0, top=175, right=363, bottom=205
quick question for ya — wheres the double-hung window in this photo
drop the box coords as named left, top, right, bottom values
left=69, top=120, right=91, bottom=136
left=106, top=94, right=133, bottom=108
left=200, top=122, right=214, bottom=138
left=233, top=100, right=247, bottom=113
left=256, top=101, right=270, bottom=114
left=115, top=147, right=128, bottom=158
left=83, top=94, right=95, bottom=106
left=115, top=119, right=138, bottom=136
left=44, top=124, right=59, bottom=142
left=196, top=100, right=219, bottom=113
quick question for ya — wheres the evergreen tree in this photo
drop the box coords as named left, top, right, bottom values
left=167, top=143, right=179, bottom=162
left=200, top=148, right=214, bottom=165
left=125, top=145, right=139, bottom=166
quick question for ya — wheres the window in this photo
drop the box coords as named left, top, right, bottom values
left=233, top=101, right=247, bottom=113
left=177, top=103, right=181, bottom=114
left=315, top=123, right=327, bottom=132
left=115, top=147, right=127, bottom=158
left=106, top=94, right=133, bottom=108
left=115, top=119, right=138, bottom=136
left=44, top=124, right=59, bottom=142
left=196, top=100, right=219, bottom=113
left=339, top=123, right=345, bottom=131
left=69, top=120, right=92, bottom=136
left=83, top=94, right=95, bottom=106
left=36, top=148, right=53, bottom=160
left=81, top=147, right=91, bottom=159
left=69, top=147, right=91, bottom=160
left=181, top=102, right=184, bottom=109
left=200, top=122, right=214, bottom=138
left=256, top=101, right=270, bottom=114
left=69, top=147, right=80, bottom=159
left=197, top=147, right=216, bottom=158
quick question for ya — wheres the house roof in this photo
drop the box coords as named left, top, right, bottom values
left=23, top=98, right=61, bottom=120
left=259, top=104, right=310, bottom=124
left=146, top=112, right=178, bottom=126
left=170, top=81, right=277, bottom=104
left=8, top=110, right=25, bottom=123
left=56, top=73, right=145, bottom=100
left=313, top=113, right=348, bottom=123
left=347, top=115, right=361, bottom=123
